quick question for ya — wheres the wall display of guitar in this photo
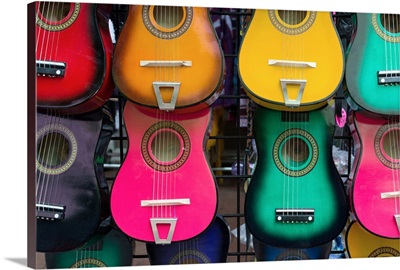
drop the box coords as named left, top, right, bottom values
left=112, top=5, right=225, bottom=112
left=345, top=13, right=400, bottom=115
left=245, top=105, right=348, bottom=248
left=35, top=2, right=114, bottom=115
left=238, top=9, right=344, bottom=111
left=345, top=220, right=400, bottom=258
left=45, top=227, right=134, bottom=268
left=146, top=215, right=230, bottom=264
left=347, top=110, right=400, bottom=239
left=36, top=107, right=113, bottom=252
left=253, top=236, right=332, bottom=261
left=110, top=101, right=218, bottom=244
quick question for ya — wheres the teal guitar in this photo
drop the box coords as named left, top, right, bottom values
left=45, top=228, right=134, bottom=268
left=345, top=13, right=400, bottom=115
left=244, top=106, right=348, bottom=248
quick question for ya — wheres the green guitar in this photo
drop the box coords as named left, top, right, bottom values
left=245, top=106, right=348, bottom=248
left=45, top=228, right=134, bottom=268
left=345, top=13, right=400, bottom=115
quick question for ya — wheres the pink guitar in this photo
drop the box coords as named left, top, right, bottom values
left=348, top=110, right=400, bottom=239
left=110, top=101, right=218, bottom=243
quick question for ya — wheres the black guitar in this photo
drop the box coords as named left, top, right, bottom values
left=36, top=106, right=114, bottom=252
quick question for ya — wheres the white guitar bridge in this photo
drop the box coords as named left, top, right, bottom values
left=268, top=59, right=316, bottom=68
left=141, top=198, right=190, bottom=207
left=140, top=60, right=192, bottom=67
left=280, top=79, right=307, bottom=108
left=381, top=191, right=400, bottom=199
left=153, top=82, right=181, bottom=111
left=150, top=218, right=177, bottom=244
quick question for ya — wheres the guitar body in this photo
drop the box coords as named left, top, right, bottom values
left=112, top=5, right=225, bottom=112
left=239, top=10, right=344, bottom=111
left=110, top=102, right=218, bottom=243
left=253, top=236, right=332, bottom=261
left=45, top=228, right=134, bottom=268
left=345, top=221, right=400, bottom=258
left=245, top=106, right=348, bottom=248
left=345, top=13, right=400, bottom=115
left=146, top=215, right=230, bottom=264
left=35, top=2, right=114, bottom=114
left=36, top=108, right=112, bottom=252
left=348, top=110, right=400, bottom=239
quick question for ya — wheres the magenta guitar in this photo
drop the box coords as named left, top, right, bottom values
left=348, top=110, right=400, bottom=239
left=110, top=101, right=218, bottom=244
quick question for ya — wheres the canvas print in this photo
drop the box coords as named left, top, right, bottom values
left=27, top=1, right=400, bottom=268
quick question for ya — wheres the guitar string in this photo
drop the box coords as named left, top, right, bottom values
left=38, top=109, right=55, bottom=212
left=38, top=109, right=58, bottom=216
left=39, top=2, right=64, bottom=69
left=35, top=1, right=46, bottom=64
left=36, top=1, right=51, bottom=66
left=280, top=9, right=288, bottom=216
left=46, top=110, right=66, bottom=217
left=36, top=111, right=51, bottom=211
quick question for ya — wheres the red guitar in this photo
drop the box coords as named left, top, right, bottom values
left=348, top=110, right=400, bottom=239
left=35, top=2, right=114, bottom=114
left=110, top=101, right=218, bottom=244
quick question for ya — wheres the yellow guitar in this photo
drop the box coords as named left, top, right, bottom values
left=346, top=221, right=400, bottom=258
left=112, top=5, right=225, bottom=113
left=238, top=9, right=344, bottom=111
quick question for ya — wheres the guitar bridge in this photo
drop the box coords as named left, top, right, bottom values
left=275, top=208, right=314, bottom=223
left=36, top=203, right=65, bottom=220
left=280, top=79, right=307, bottom=108
left=150, top=218, right=177, bottom=244
left=377, top=70, right=400, bottom=85
left=36, top=60, right=66, bottom=77
left=153, top=82, right=180, bottom=111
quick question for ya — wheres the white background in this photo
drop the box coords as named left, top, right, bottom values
left=2, top=0, right=400, bottom=269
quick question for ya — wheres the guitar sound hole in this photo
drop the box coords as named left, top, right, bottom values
left=382, top=129, right=400, bottom=160
left=278, top=10, right=307, bottom=25
left=153, top=6, right=184, bottom=29
left=39, top=2, right=71, bottom=23
left=380, top=14, right=400, bottom=34
left=150, top=130, right=182, bottom=163
left=37, top=132, right=70, bottom=167
left=281, top=137, right=309, bottom=166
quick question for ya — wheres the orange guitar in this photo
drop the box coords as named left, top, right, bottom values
left=112, top=5, right=225, bottom=112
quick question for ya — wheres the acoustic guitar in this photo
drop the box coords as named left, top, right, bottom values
left=110, top=101, right=218, bottom=244
left=345, top=13, right=400, bottom=115
left=244, top=105, right=348, bottom=248
left=348, top=110, right=400, bottom=239
left=112, top=5, right=225, bottom=112
left=35, top=2, right=114, bottom=115
left=238, top=9, right=344, bottom=111
left=146, top=215, right=230, bottom=264
left=253, top=236, right=332, bottom=261
left=346, top=220, right=400, bottom=258
left=45, top=227, right=134, bottom=268
left=36, top=107, right=113, bottom=252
